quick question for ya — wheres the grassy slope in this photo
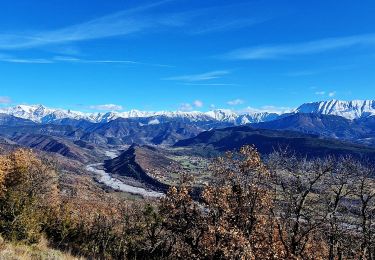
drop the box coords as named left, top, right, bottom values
left=0, top=238, right=83, bottom=260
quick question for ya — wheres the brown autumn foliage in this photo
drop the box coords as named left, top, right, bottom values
left=0, top=147, right=374, bottom=259
left=159, top=147, right=375, bottom=260
left=159, top=146, right=281, bottom=259
left=0, top=149, right=59, bottom=243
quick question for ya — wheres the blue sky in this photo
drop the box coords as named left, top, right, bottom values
left=0, top=0, right=374, bottom=112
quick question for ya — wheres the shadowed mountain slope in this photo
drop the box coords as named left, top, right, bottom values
left=251, top=113, right=375, bottom=146
left=104, top=145, right=171, bottom=192
left=175, top=126, right=375, bottom=160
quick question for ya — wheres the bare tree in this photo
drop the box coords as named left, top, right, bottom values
left=267, top=150, right=334, bottom=259
left=353, top=162, right=375, bottom=260
left=321, top=157, right=356, bottom=260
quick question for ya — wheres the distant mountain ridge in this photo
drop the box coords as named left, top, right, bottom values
left=174, top=126, right=375, bottom=161
left=1, top=100, right=374, bottom=125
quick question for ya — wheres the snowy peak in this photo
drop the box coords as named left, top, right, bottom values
left=237, top=112, right=280, bottom=124
left=0, top=104, right=87, bottom=123
left=1, top=104, right=50, bottom=122
left=205, top=109, right=238, bottom=122
left=296, top=100, right=375, bottom=119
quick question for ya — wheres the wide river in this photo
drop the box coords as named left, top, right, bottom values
left=86, top=150, right=164, bottom=198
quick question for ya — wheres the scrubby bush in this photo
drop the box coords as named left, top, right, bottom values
left=0, top=149, right=59, bottom=243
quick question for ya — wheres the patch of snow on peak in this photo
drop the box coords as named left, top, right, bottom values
left=148, top=118, right=160, bottom=125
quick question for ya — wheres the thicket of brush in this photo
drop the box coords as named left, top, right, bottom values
left=0, top=147, right=374, bottom=259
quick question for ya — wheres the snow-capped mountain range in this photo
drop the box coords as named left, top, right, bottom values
left=0, top=104, right=280, bottom=124
left=0, top=100, right=374, bottom=124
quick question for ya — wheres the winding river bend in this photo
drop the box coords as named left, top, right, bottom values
left=86, top=151, right=164, bottom=198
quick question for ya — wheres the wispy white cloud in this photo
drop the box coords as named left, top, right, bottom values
left=182, top=83, right=237, bottom=86
left=227, top=99, right=245, bottom=106
left=222, top=33, right=375, bottom=60
left=190, top=17, right=267, bottom=35
left=179, top=103, right=193, bottom=112
left=89, top=104, right=123, bottom=111
left=183, top=1, right=273, bottom=35
left=53, top=56, right=138, bottom=64
left=0, top=57, right=53, bottom=64
left=0, top=96, right=11, bottom=104
left=53, top=56, right=172, bottom=67
left=0, top=0, right=181, bottom=50
left=328, top=91, right=336, bottom=97
left=193, top=100, right=203, bottom=108
left=0, top=1, right=269, bottom=51
left=52, top=56, right=83, bottom=62
left=0, top=53, right=53, bottom=63
left=0, top=55, right=171, bottom=67
left=314, top=90, right=337, bottom=97
left=164, top=70, right=230, bottom=82
left=179, top=99, right=204, bottom=111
